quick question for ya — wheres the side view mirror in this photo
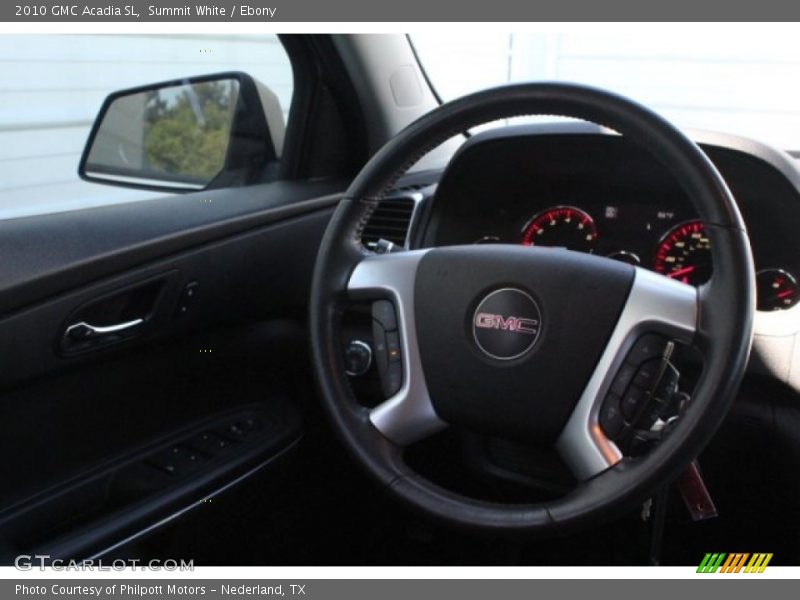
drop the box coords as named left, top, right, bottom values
left=79, top=72, right=285, bottom=192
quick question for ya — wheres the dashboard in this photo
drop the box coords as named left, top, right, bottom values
left=421, top=125, right=800, bottom=313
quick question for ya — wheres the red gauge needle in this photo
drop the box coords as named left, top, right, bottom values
left=667, top=265, right=696, bottom=279
left=777, top=289, right=795, bottom=299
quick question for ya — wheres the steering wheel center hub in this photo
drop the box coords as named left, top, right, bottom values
left=415, top=245, right=634, bottom=443
left=472, top=287, right=542, bottom=360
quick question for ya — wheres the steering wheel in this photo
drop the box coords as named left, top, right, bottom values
left=309, top=83, right=754, bottom=533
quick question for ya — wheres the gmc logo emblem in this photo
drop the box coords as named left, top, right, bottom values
left=474, top=313, right=538, bottom=335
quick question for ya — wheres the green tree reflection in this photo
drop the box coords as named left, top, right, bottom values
left=143, top=81, right=236, bottom=181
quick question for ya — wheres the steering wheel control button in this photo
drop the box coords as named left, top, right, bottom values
left=385, top=362, right=403, bottom=396
left=609, top=363, right=637, bottom=397
left=632, top=359, right=660, bottom=389
left=600, top=395, right=624, bottom=438
left=603, top=351, right=679, bottom=438
left=372, top=300, right=398, bottom=330
left=344, top=340, right=373, bottom=377
left=386, top=331, right=401, bottom=362
left=622, top=387, right=648, bottom=421
left=472, top=288, right=542, bottom=360
left=370, top=300, right=403, bottom=397
left=626, top=334, right=668, bottom=366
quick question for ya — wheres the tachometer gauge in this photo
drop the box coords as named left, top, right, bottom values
left=521, top=206, right=598, bottom=253
left=653, top=220, right=711, bottom=286
left=757, top=269, right=799, bottom=311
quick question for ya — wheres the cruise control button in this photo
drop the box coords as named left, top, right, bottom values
left=600, top=395, right=624, bottom=438
left=633, top=359, right=660, bottom=390
left=622, top=387, right=648, bottom=421
left=626, top=334, right=668, bottom=366
left=610, top=363, right=637, bottom=396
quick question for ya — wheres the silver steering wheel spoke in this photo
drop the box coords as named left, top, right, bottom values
left=347, top=249, right=447, bottom=445
left=556, top=267, right=699, bottom=481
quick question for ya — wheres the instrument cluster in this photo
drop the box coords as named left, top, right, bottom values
left=424, top=128, right=800, bottom=313
left=475, top=201, right=797, bottom=312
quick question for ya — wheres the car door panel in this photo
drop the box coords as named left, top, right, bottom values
left=0, top=181, right=344, bottom=559
left=0, top=323, right=306, bottom=560
left=0, top=202, right=337, bottom=390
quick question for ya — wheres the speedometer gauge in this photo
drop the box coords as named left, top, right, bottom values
left=653, top=220, right=711, bottom=286
left=757, top=269, right=799, bottom=311
left=521, top=206, right=598, bottom=253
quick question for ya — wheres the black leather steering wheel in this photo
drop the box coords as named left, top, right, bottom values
left=309, top=83, right=754, bottom=534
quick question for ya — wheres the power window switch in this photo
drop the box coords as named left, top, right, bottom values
left=187, top=431, right=235, bottom=455
left=148, top=445, right=205, bottom=477
left=238, top=417, right=260, bottom=431
left=223, top=423, right=247, bottom=440
left=155, top=462, right=179, bottom=477
left=213, top=427, right=244, bottom=446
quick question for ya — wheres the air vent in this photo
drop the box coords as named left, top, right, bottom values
left=361, top=195, right=416, bottom=249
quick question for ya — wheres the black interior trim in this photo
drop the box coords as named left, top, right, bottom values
left=0, top=180, right=345, bottom=317
left=279, top=35, right=369, bottom=180
left=1, top=402, right=301, bottom=561
left=0, top=207, right=336, bottom=392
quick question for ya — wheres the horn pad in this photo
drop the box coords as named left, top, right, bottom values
left=414, top=245, right=634, bottom=444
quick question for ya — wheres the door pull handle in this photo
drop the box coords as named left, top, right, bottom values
left=65, top=318, right=144, bottom=341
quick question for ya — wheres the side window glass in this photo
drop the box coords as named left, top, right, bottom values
left=0, top=35, right=293, bottom=219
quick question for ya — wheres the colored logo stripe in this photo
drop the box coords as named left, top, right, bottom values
left=745, top=553, right=773, bottom=573
left=697, top=553, right=773, bottom=573
left=697, top=553, right=726, bottom=573
left=720, top=553, right=748, bottom=573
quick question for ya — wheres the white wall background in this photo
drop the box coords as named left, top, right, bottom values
left=6, top=32, right=800, bottom=221
left=0, top=34, right=292, bottom=220
left=412, top=31, right=800, bottom=151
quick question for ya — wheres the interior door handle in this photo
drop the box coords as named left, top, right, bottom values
left=65, top=318, right=144, bottom=340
